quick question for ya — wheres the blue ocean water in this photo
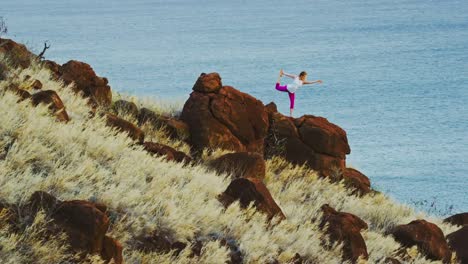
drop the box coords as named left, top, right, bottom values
left=3, top=0, right=468, bottom=214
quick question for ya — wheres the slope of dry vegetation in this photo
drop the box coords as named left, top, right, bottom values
left=0, top=39, right=463, bottom=264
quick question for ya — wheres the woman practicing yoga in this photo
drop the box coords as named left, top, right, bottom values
left=275, top=69, right=323, bottom=117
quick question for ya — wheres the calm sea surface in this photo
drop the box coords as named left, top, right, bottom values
left=4, top=0, right=468, bottom=215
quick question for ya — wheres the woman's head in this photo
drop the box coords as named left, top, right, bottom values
left=299, top=71, right=307, bottom=81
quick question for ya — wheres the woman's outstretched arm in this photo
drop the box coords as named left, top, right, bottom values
left=281, top=69, right=297, bottom=79
left=303, top=80, right=323, bottom=85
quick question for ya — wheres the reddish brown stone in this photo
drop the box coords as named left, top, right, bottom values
left=193, top=72, right=222, bottom=93
left=444, top=212, right=468, bottom=226
left=24, top=192, right=121, bottom=262
left=319, top=204, right=368, bottom=263
left=43, top=60, right=62, bottom=78
left=101, top=236, right=123, bottom=264
left=265, top=110, right=350, bottom=178
left=343, top=168, right=371, bottom=196
left=212, top=86, right=269, bottom=152
left=27, top=191, right=61, bottom=215
left=391, top=219, right=451, bottom=263
left=446, top=226, right=468, bottom=264
left=52, top=200, right=110, bottom=254
left=208, top=152, right=266, bottom=179
left=31, top=90, right=70, bottom=122
left=219, top=177, right=285, bottom=221
left=143, top=142, right=191, bottom=164
left=181, top=75, right=269, bottom=155
left=0, top=38, right=35, bottom=68
left=106, top=113, right=144, bottom=143
left=295, top=115, right=350, bottom=158
left=265, top=102, right=278, bottom=114
left=181, top=91, right=244, bottom=153
left=60, top=60, right=112, bottom=107
left=29, top=79, right=43, bottom=90
left=269, top=112, right=300, bottom=139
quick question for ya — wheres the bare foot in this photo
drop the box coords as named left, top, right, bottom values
left=277, top=69, right=283, bottom=83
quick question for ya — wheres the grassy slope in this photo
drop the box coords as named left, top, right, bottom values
left=0, top=56, right=459, bottom=263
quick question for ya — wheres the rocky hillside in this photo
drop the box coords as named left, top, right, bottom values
left=0, top=38, right=466, bottom=264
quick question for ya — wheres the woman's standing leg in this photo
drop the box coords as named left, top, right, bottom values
left=288, top=92, right=295, bottom=117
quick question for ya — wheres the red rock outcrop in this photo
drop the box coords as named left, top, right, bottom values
left=106, top=113, right=145, bottom=143
left=218, top=177, right=285, bottom=221
left=391, top=219, right=451, bottom=263
left=193, top=72, right=222, bottom=93
left=0, top=38, right=35, bottom=68
left=53, top=200, right=110, bottom=254
left=444, top=212, right=468, bottom=226
left=265, top=103, right=350, bottom=177
left=60, top=60, right=112, bottom=107
left=0, top=39, right=111, bottom=110
left=31, top=90, right=70, bottom=122
left=143, top=142, right=192, bottom=164
left=446, top=226, right=468, bottom=264
left=319, top=204, right=368, bottom=263
left=181, top=73, right=269, bottom=155
left=343, top=168, right=371, bottom=196
left=208, top=152, right=266, bottom=179
left=26, top=191, right=122, bottom=263
left=22, top=76, right=43, bottom=90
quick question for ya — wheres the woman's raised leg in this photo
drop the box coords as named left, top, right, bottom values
left=276, top=82, right=288, bottom=92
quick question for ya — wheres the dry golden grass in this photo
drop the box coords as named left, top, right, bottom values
left=0, top=57, right=460, bottom=263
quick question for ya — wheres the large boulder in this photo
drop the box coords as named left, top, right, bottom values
left=53, top=200, right=110, bottom=255
left=265, top=103, right=350, bottom=177
left=295, top=115, right=350, bottom=158
left=106, top=113, right=145, bottom=143
left=31, top=90, right=70, bottom=122
left=218, top=177, right=285, bottom=221
left=319, top=204, right=368, bottom=263
left=60, top=60, right=112, bottom=107
left=391, top=220, right=451, bottom=263
left=181, top=73, right=269, bottom=155
left=0, top=38, right=35, bottom=68
left=208, top=152, right=265, bottom=179
left=446, top=226, right=468, bottom=264
left=27, top=191, right=122, bottom=263
left=143, top=142, right=191, bottom=164
left=444, top=212, right=468, bottom=226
